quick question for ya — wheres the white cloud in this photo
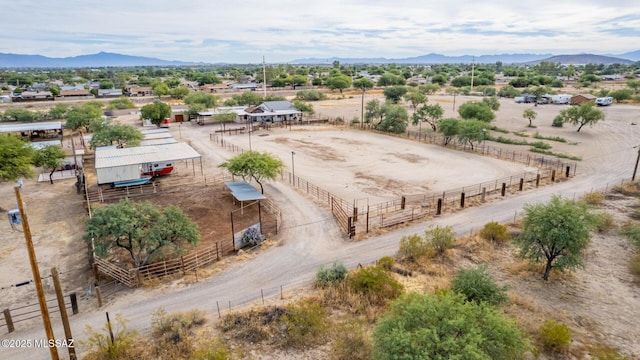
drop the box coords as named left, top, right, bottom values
left=1, top=0, right=639, bottom=62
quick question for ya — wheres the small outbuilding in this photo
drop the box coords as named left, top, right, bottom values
left=570, top=94, right=596, bottom=105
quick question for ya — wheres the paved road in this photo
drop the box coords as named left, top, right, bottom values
left=4, top=116, right=639, bottom=359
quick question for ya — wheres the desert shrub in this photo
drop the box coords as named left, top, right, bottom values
left=106, top=96, right=136, bottom=110
left=348, top=266, right=404, bottom=305
left=539, top=319, right=571, bottom=353
left=189, top=340, right=235, bottom=360
left=611, top=182, right=640, bottom=196
left=592, top=213, right=615, bottom=233
left=280, top=300, right=329, bottom=348
left=479, top=221, right=511, bottom=244
left=81, top=313, right=145, bottom=360
left=425, top=225, right=456, bottom=254
left=315, top=260, right=347, bottom=287
left=620, top=222, right=640, bottom=249
left=450, top=266, right=508, bottom=305
left=586, top=344, right=632, bottom=360
left=151, top=307, right=206, bottom=344
left=552, top=115, right=564, bottom=127
left=376, top=256, right=395, bottom=269
left=582, top=191, right=605, bottom=205
left=295, top=89, right=327, bottom=101
left=398, top=234, right=432, bottom=261
left=530, top=141, right=552, bottom=150
left=331, top=320, right=372, bottom=360
left=630, top=254, right=640, bottom=282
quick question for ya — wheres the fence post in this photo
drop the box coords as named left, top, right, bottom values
left=481, top=187, right=486, bottom=203
left=566, top=166, right=570, bottom=178
left=95, top=286, right=103, bottom=308
left=366, top=207, right=370, bottom=233
left=460, top=192, right=465, bottom=208
left=536, top=173, right=540, bottom=187
left=551, top=170, right=556, bottom=182
left=436, top=198, right=442, bottom=215
left=401, top=196, right=406, bottom=210
left=501, top=183, right=506, bottom=196
left=519, top=178, right=524, bottom=191
left=353, top=207, right=358, bottom=222
left=3, top=309, right=14, bottom=333
left=70, top=293, right=78, bottom=315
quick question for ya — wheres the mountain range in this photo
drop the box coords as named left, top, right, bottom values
left=0, top=51, right=638, bottom=68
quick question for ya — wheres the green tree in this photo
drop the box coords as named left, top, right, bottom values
left=458, top=101, right=495, bottom=122
left=0, top=135, right=35, bottom=182
left=514, top=195, right=594, bottom=281
left=65, top=103, right=103, bottom=131
left=378, top=104, right=408, bottom=134
left=292, top=100, right=314, bottom=120
left=457, top=120, right=490, bottom=150
left=106, top=97, right=136, bottom=110
left=152, top=83, right=169, bottom=98
left=627, top=79, right=640, bottom=94
left=609, top=88, right=633, bottom=103
left=219, top=151, right=284, bottom=194
left=169, top=86, right=190, bottom=100
left=498, top=85, right=520, bottom=98
left=382, top=86, right=407, bottom=104
left=84, top=199, right=200, bottom=268
left=451, top=266, right=508, bottom=306
left=412, top=103, right=444, bottom=132
left=372, top=292, right=527, bottom=360
left=558, top=102, right=605, bottom=132
left=47, top=104, right=70, bottom=120
left=184, top=91, right=217, bottom=109
left=481, top=96, right=501, bottom=111
left=89, top=123, right=143, bottom=149
left=403, top=88, right=427, bottom=111
left=438, top=118, right=460, bottom=145
left=353, top=77, right=375, bottom=93
left=33, top=145, right=66, bottom=184
left=523, top=108, right=537, bottom=127
left=141, top=101, right=172, bottom=127
left=419, top=83, right=440, bottom=95
left=365, top=99, right=384, bottom=126
left=326, top=73, right=352, bottom=95
left=292, top=74, right=308, bottom=87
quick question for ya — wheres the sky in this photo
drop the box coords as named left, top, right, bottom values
left=1, top=0, right=640, bottom=64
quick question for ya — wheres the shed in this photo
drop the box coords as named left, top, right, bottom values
left=94, top=142, right=202, bottom=184
left=570, top=94, right=596, bottom=105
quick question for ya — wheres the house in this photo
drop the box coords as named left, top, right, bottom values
left=58, top=89, right=92, bottom=98
left=124, top=85, right=153, bottom=97
left=570, top=94, right=597, bottom=105
left=200, top=84, right=228, bottom=93
left=243, top=101, right=302, bottom=123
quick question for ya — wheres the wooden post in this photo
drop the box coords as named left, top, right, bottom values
left=95, top=286, right=103, bottom=308
left=536, top=173, right=540, bottom=187
left=436, top=198, right=442, bottom=215
left=401, top=196, right=406, bottom=210
left=551, top=169, right=556, bottom=182
left=481, top=187, right=486, bottom=203
left=3, top=309, right=14, bottom=333
left=70, top=293, right=78, bottom=315
left=52, top=268, right=77, bottom=360
left=353, top=207, right=358, bottom=222
left=519, top=178, right=524, bottom=191
left=501, top=182, right=506, bottom=196
left=460, top=192, right=465, bottom=208
left=565, top=166, right=570, bottom=178
left=366, top=210, right=369, bottom=233
left=14, top=187, right=59, bottom=359
left=106, top=312, right=114, bottom=345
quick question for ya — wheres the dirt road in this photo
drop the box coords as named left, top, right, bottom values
left=4, top=99, right=640, bottom=359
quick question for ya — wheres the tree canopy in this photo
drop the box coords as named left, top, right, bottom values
left=378, top=104, right=408, bottom=134
left=65, top=103, right=103, bottom=131
left=558, top=102, right=605, bottom=132
left=219, top=151, right=284, bottom=194
left=523, top=108, right=537, bottom=127
left=438, top=118, right=460, bottom=146
left=403, top=88, right=427, bottom=111
left=383, top=86, right=408, bottom=104
left=352, top=77, right=375, bottom=92
left=457, top=119, right=490, bottom=150
left=372, top=292, right=527, bottom=360
left=84, top=199, right=200, bottom=268
left=89, top=122, right=143, bottom=149
left=325, top=73, right=352, bottom=95
left=458, top=101, right=495, bottom=122
left=141, top=101, right=172, bottom=127
left=0, top=135, right=35, bottom=182
left=514, top=195, right=594, bottom=281
left=413, top=103, right=444, bottom=131
left=33, top=145, right=66, bottom=184
left=184, top=91, right=218, bottom=108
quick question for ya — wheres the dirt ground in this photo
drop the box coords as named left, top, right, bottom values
left=2, top=91, right=640, bottom=358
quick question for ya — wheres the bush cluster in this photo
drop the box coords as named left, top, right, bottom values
left=451, top=266, right=508, bottom=305
left=398, top=226, right=456, bottom=261
left=347, top=265, right=404, bottom=305
left=538, top=319, right=571, bottom=353
left=479, top=221, right=511, bottom=244
left=315, top=261, right=347, bottom=287
left=295, top=89, right=327, bottom=101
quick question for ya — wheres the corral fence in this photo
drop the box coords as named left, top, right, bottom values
left=1, top=293, right=78, bottom=334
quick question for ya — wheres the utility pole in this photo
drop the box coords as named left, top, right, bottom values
left=470, top=55, right=475, bottom=91
left=633, top=145, right=640, bottom=181
left=15, top=187, right=59, bottom=360
left=262, top=56, right=267, bottom=98
left=360, top=87, right=365, bottom=129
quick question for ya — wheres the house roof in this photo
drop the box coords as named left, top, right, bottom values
left=59, top=89, right=90, bottom=96
left=95, top=142, right=201, bottom=169
left=139, top=138, right=177, bottom=146
left=261, top=101, right=294, bottom=111
left=573, top=94, right=597, bottom=99
left=0, top=121, right=62, bottom=133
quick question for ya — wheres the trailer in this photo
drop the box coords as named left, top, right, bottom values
left=596, top=97, right=613, bottom=106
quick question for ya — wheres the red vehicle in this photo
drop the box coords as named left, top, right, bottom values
left=141, top=162, right=174, bottom=177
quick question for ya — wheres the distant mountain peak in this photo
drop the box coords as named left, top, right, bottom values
left=0, top=52, right=202, bottom=68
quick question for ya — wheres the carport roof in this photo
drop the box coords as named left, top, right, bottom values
left=95, top=142, right=201, bottom=169
left=0, top=121, right=62, bottom=133
left=224, top=181, right=266, bottom=201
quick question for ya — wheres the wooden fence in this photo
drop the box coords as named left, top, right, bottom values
left=1, top=293, right=78, bottom=334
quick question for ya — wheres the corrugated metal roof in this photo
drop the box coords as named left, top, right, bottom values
left=95, top=142, right=201, bottom=169
left=140, top=138, right=177, bottom=146
left=140, top=128, right=169, bottom=135
left=143, top=132, right=173, bottom=140
left=225, top=181, right=266, bottom=201
left=0, top=121, right=62, bottom=133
